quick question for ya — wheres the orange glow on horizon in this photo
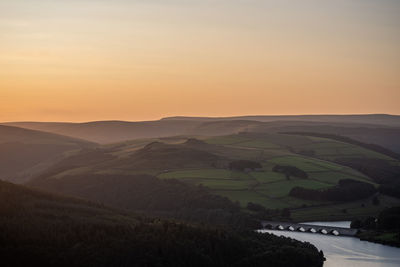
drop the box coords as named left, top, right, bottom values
left=1, top=0, right=399, bottom=122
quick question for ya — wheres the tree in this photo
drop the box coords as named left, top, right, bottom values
left=372, top=196, right=380, bottom=206
left=281, top=208, right=291, bottom=218
left=350, top=219, right=362, bottom=229
left=273, top=165, right=308, bottom=179
left=247, top=202, right=267, bottom=212
left=229, top=160, right=262, bottom=171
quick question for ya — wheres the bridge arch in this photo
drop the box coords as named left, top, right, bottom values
left=260, top=221, right=358, bottom=237
left=264, top=224, right=272, bottom=229
left=331, top=230, right=339, bottom=236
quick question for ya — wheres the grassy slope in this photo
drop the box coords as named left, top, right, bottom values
left=158, top=133, right=400, bottom=219
left=29, top=132, right=400, bottom=221
left=0, top=125, right=94, bottom=183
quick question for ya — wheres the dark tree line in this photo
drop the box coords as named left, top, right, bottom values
left=289, top=179, right=376, bottom=202
left=229, top=160, right=262, bottom=171
left=351, top=207, right=400, bottom=231
left=350, top=206, right=400, bottom=247
left=380, top=181, right=400, bottom=199
left=273, top=165, right=308, bottom=179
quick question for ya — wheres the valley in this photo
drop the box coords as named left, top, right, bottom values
left=13, top=120, right=399, bottom=223
left=1, top=116, right=400, bottom=266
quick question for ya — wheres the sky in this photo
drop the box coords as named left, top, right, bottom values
left=1, top=0, right=399, bottom=122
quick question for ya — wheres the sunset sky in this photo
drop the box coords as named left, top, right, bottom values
left=1, top=0, right=399, bottom=122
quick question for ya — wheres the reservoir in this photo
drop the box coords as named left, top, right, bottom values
left=259, top=221, right=400, bottom=267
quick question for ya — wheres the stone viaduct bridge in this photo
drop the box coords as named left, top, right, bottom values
left=261, top=221, right=359, bottom=236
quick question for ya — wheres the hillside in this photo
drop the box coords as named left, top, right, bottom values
left=0, top=180, right=325, bottom=267
left=5, top=117, right=400, bottom=154
left=29, top=173, right=258, bottom=228
left=28, top=132, right=400, bottom=222
left=0, top=125, right=94, bottom=183
left=162, top=114, right=400, bottom=127
left=266, top=124, right=400, bottom=154
left=202, top=133, right=400, bottom=220
left=4, top=120, right=202, bottom=144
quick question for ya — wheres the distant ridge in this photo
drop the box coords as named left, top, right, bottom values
left=3, top=115, right=400, bottom=151
left=0, top=124, right=95, bottom=145
left=162, top=114, right=400, bottom=126
left=2, top=120, right=202, bottom=144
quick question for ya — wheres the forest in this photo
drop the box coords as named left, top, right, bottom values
left=351, top=207, right=400, bottom=247
left=0, top=180, right=325, bottom=267
left=29, top=173, right=264, bottom=229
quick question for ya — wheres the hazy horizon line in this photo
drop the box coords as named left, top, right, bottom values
left=1, top=113, right=399, bottom=124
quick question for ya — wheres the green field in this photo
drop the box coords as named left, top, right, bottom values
left=268, top=155, right=345, bottom=172
left=232, top=140, right=281, bottom=149
left=39, top=131, right=400, bottom=221
left=293, top=138, right=394, bottom=161
left=250, top=171, right=287, bottom=183
left=153, top=132, right=396, bottom=213
left=117, top=131, right=398, bottom=221
left=184, top=178, right=255, bottom=190
left=158, top=168, right=337, bottom=208
left=158, top=169, right=249, bottom=179
left=308, top=171, right=372, bottom=184
left=254, top=179, right=332, bottom=198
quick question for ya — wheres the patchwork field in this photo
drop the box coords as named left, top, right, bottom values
left=32, top=131, right=400, bottom=220
left=157, top=164, right=368, bottom=209
left=154, top=132, right=398, bottom=216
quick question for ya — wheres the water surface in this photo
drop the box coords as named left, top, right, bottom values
left=259, top=221, right=400, bottom=267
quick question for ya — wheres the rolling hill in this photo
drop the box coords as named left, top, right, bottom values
left=27, top=131, right=400, bottom=222
left=29, top=173, right=258, bottom=228
left=4, top=115, right=400, bottom=154
left=3, top=120, right=202, bottom=144
left=162, top=114, right=400, bottom=127
left=0, top=125, right=94, bottom=183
